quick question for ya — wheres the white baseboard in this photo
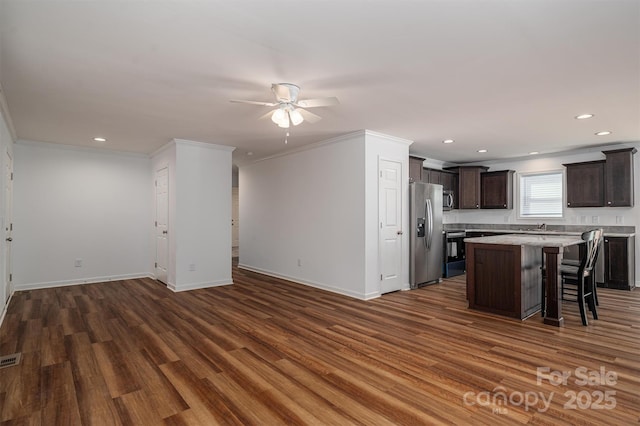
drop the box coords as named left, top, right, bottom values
left=238, top=263, right=372, bottom=300
left=13, top=273, right=153, bottom=291
left=168, top=279, right=233, bottom=292
left=0, top=291, right=14, bottom=329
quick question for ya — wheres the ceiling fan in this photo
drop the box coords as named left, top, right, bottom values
left=230, top=83, right=339, bottom=128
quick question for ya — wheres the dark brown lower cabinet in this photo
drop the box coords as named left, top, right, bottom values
left=603, top=236, right=636, bottom=290
left=466, top=243, right=542, bottom=319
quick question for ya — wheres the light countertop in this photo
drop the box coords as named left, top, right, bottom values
left=464, top=234, right=585, bottom=248
left=465, top=228, right=635, bottom=238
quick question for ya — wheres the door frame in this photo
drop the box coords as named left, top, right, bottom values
left=3, top=148, right=12, bottom=303
left=154, top=165, right=169, bottom=284
left=378, top=156, right=404, bottom=294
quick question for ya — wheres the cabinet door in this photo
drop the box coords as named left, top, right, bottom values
left=604, top=237, right=630, bottom=289
left=481, top=170, right=514, bottom=209
left=604, top=148, right=636, bottom=207
left=452, top=174, right=459, bottom=209
left=429, top=170, right=442, bottom=185
left=564, top=161, right=605, bottom=207
left=409, top=157, right=423, bottom=182
left=459, top=168, right=482, bottom=209
left=441, top=172, right=453, bottom=192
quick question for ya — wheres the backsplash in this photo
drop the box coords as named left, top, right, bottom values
left=444, top=223, right=635, bottom=234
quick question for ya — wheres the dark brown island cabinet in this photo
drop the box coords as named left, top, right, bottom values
left=564, top=160, right=605, bottom=207
left=604, top=148, right=636, bottom=207
left=603, top=236, right=636, bottom=290
left=466, top=242, right=542, bottom=319
left=481, top=170, right=514, bottom=209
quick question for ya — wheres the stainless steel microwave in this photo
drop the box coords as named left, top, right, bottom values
left=443, top=190, right=454, bottom=211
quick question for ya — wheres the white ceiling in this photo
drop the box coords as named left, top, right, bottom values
left=1, top=0, right=638, bottom=166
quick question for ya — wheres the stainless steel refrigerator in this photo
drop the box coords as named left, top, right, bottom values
left=410, top=182, right=444, bottom=288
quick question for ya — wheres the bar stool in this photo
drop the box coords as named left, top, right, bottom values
left=559, top=229, right=602, bottom=325
left=541, top=229, right=602, bottom=324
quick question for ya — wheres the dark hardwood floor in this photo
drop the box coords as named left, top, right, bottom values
left=1, top=264, right=639, bottom=425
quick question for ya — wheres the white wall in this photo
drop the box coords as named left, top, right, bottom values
left=173, top=140, right=234, bottom=291
left=364, top=132, right=411, bottom=296
left=240, top=130, right=412, bottom=300
left=13, top=141, right=152, bottom=289
left=239, top=132, right=367, bottom=298
left=440, top=143, right=640, bottom=286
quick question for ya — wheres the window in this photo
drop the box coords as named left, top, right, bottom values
left=519, top=171, right=563, bottom=218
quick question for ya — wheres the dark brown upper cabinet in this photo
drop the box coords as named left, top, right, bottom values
left=604, top=148, right=636, bottom=207
left=447, top=166, right=488, bottom=209
left=564, top=160, right=605, bottom=207
left=481, top=170, right=514, bottom=209
left=424, top=168, right=442, bottom=185
left=409, top=156, right=424, bottom=183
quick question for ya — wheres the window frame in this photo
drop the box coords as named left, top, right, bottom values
left=517, top=169, right=565, bottom=220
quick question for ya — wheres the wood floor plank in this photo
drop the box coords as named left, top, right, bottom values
left=39, top=361, right=82, bottom=425
left=40, top=325, right=67, bottom=368
left=92, top=341, right=141, bottom=398
left=1, top=265, right=639, bottom=424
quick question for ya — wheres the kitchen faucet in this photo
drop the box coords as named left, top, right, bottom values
left=537, top=223, right=547, bottom=231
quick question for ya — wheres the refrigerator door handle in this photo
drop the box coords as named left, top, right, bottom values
left=426, top=199, right=433, bottom=250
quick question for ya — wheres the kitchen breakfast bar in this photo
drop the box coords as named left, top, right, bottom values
left=465, top=234, right=585, bottom=326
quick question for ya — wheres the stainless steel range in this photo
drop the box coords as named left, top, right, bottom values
left=444, top=230, right=466, bottom=277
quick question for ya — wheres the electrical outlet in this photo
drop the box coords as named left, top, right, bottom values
left=74, top=258, right=82, bottom=268
left=189, top=263, right=196, bottom=272
left=616, top=216, right=623, bottom=224
left=297, top=258, right=302, bottom=267
left=592, top=216, right=599, bottom=224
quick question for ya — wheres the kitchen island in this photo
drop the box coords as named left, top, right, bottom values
left=465, top=234, right=584, bottom=326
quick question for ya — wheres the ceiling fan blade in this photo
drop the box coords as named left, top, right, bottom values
left=258, top=109, right=278, bottom=120
left=297, top=108, right=322, bottom=123
left=230, top=99, right=277, bottom=107
left=295, top=97, right=339, bottom=108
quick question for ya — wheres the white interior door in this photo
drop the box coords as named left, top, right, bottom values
left=3, top=150, right=12, bottom=302
left=379, top=158, right=403, bottom=294
left=232, top=187, right=239, bottom=247
left=155, top=167, right=169, bottom=284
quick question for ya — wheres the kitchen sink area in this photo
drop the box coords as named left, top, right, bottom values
left=447, top=223, right=636, bottom=291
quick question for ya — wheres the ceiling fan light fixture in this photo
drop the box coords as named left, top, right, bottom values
left=289, top=108, right=304, bottom=126
left=277, top=112, right=290, bottom=128
left=271, top=108, right=287, bottom=125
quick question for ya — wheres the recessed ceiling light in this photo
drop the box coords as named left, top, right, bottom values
left=595, top=131, right=611, bottom=136
left=575, top=114, right=594, bottom=120
left=247, top=151, right=253, bottom=156
left=478, top=149, right=487, bottom=153
left=529, top=151, right=539, bottom=155
left=442, top=139, right=454, bottom=144
left=93, top=137, right=107, bottom=142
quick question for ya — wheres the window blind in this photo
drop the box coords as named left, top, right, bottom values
left=519, top=172, right=563, bottom=217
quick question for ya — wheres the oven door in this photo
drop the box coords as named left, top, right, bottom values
left=446, top=232, right=466, bottom=262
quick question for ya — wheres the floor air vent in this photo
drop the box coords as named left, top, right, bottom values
left=0, top=353, right=21, bottom=369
